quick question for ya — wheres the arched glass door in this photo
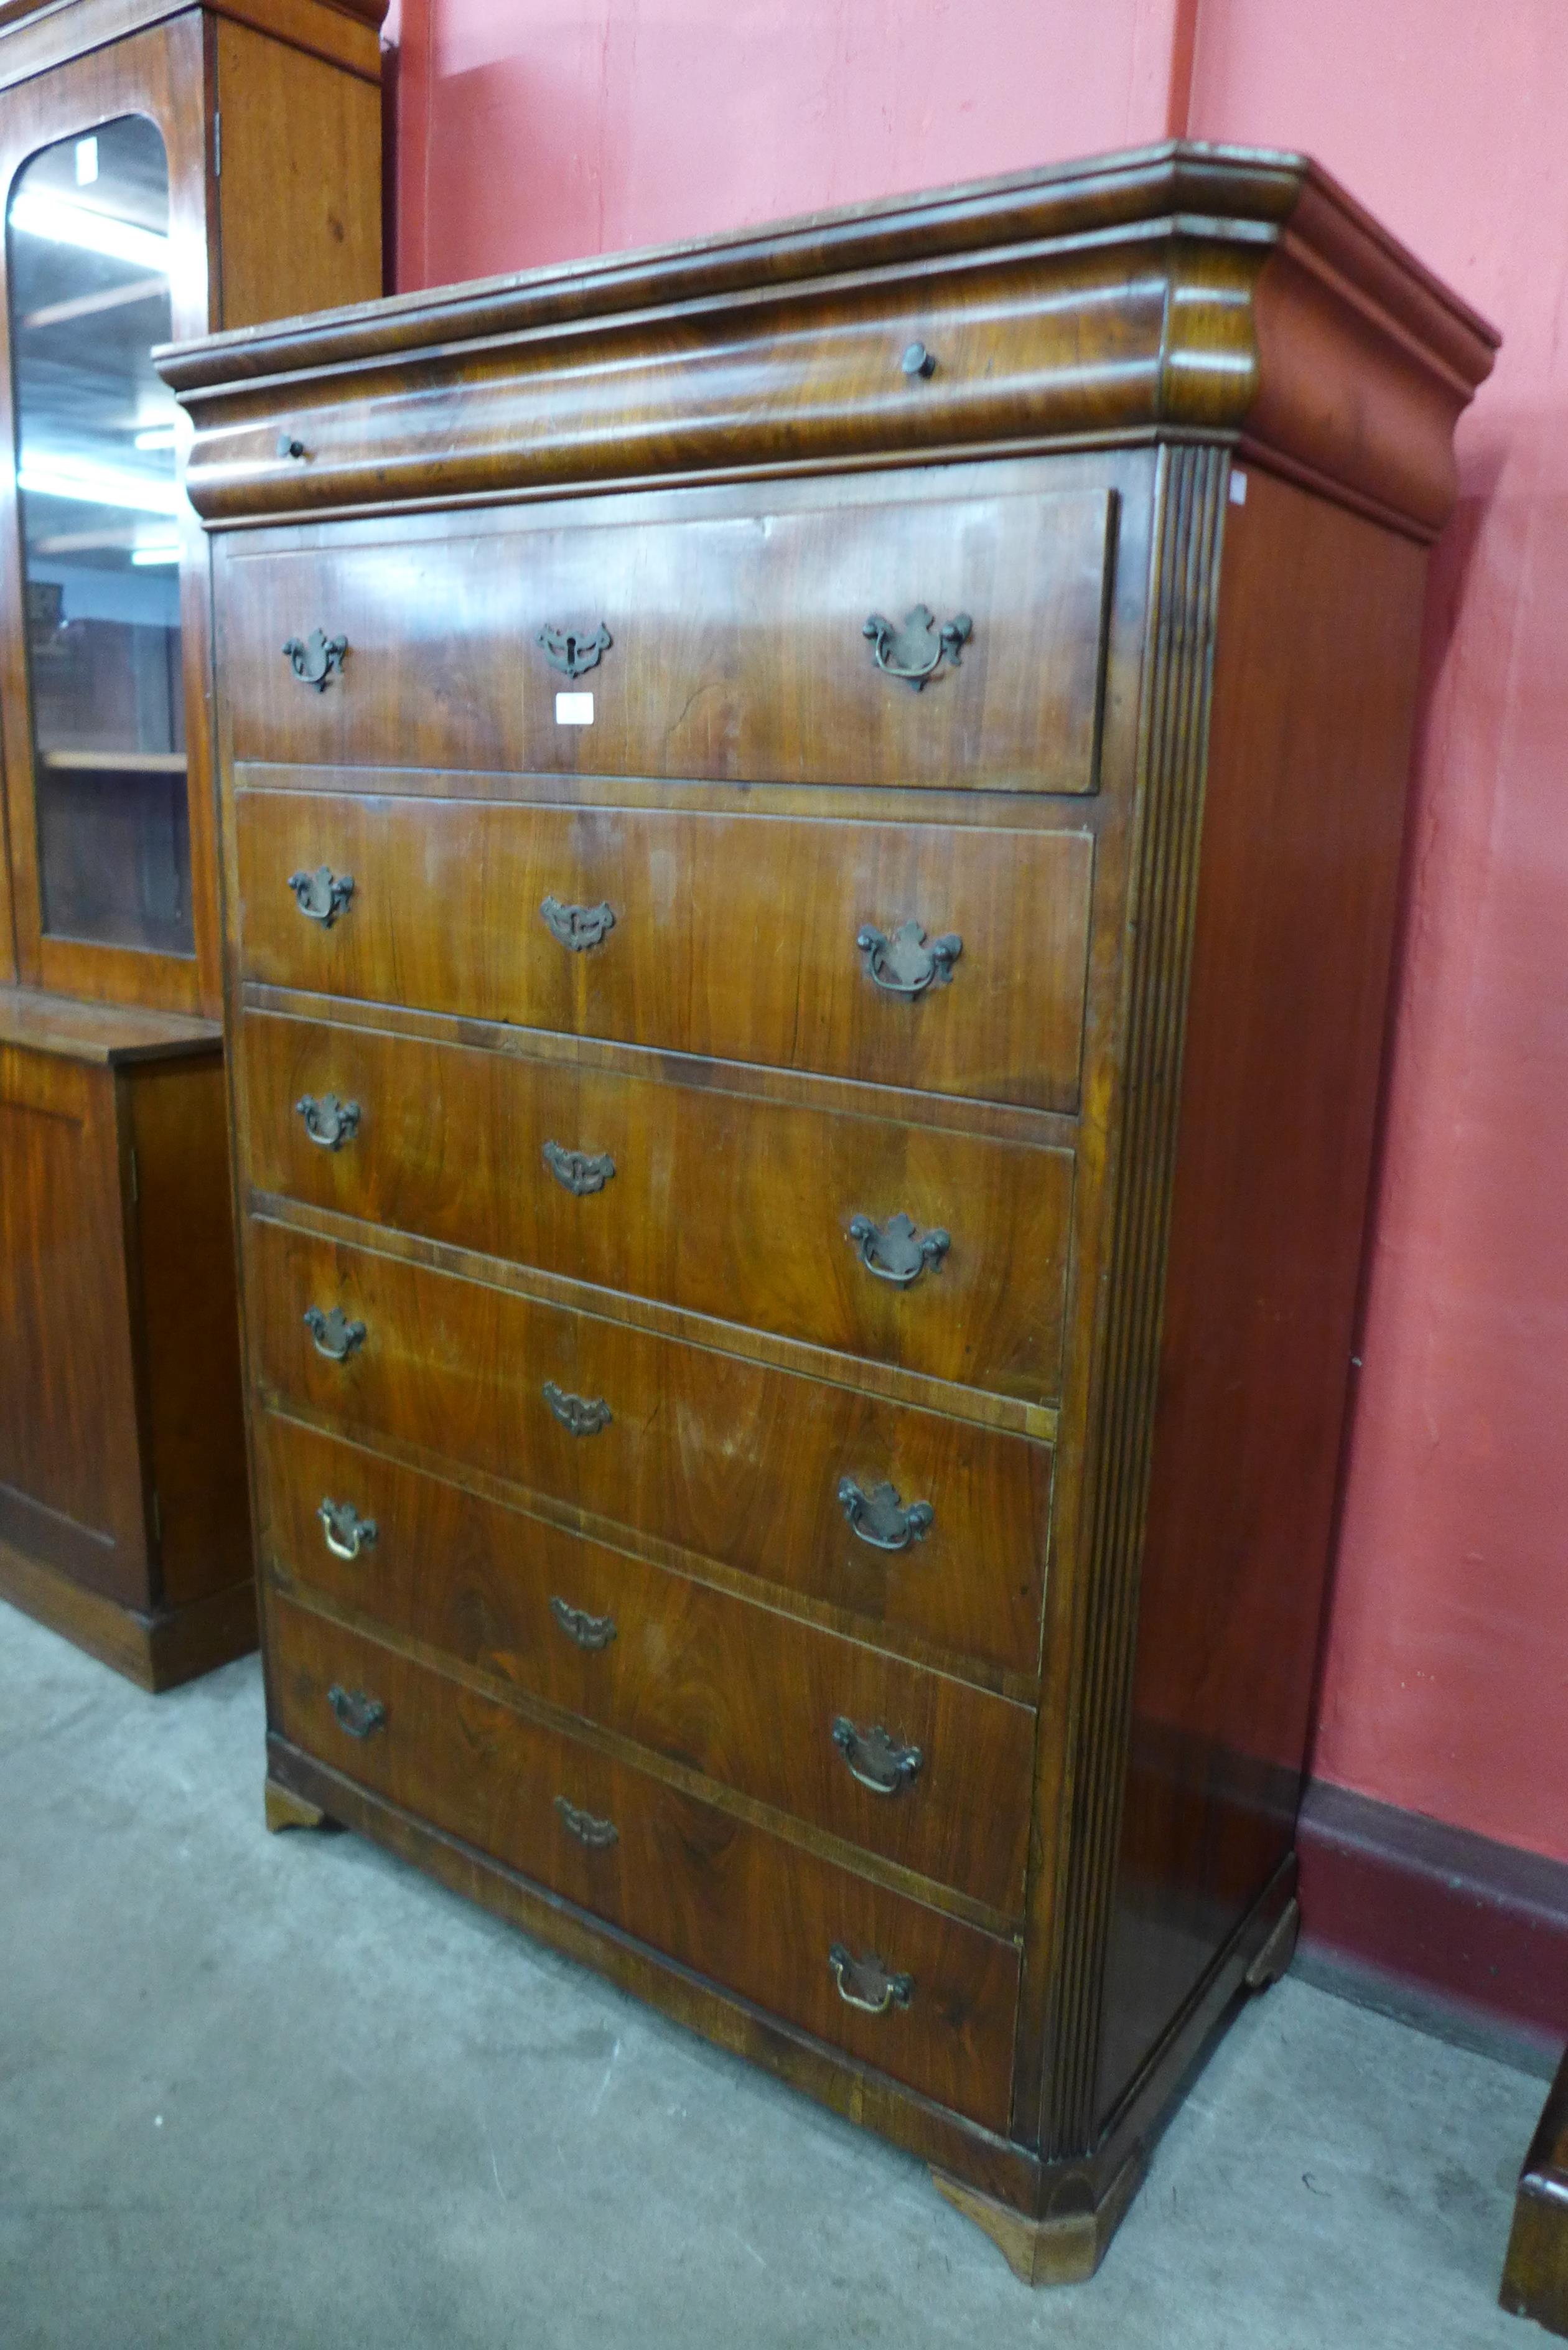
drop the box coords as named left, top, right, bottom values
left=7, top=114, right=189, bottom=956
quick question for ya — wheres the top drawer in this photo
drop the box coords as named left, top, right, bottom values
left=218, top=476, right=1116, bottom=795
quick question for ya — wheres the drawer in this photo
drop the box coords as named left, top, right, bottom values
left=221, top=477, right=1115, bottom=795
left=250, top=1220, right=1052, bottom=1680
left=270, top=1593, right=1021, bottom=2130
left=241, top=1010, right=1074, bottom=1405
left=235, top=792, right=1094, bottom=1115
left=258, top=1414, right=1037, bottom=1915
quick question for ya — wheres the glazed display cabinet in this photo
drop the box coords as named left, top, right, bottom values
left=0, top=0, right=383, bottom=1687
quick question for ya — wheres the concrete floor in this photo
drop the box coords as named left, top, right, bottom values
left=0, top=1599, right=1547, bottom=2350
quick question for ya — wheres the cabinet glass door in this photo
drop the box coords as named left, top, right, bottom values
left=7, top=115, right=190, bottom=956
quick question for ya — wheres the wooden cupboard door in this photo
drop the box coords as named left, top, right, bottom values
left=220, top=475, right=1116, bottom=794
left=271, top=1594, right=1022, bottom=2132
left=0, top=1046, right=146, bottom=1602
left=247, top=1217, right=1052, bottom=1681
left=238, top=1009, right=1075, bottom=1405
left=233, top=790, right=1095, bottom=1114
left=256, top=1413, right=1037, bottom=1916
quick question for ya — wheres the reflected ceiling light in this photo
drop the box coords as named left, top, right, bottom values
left=133, top=425, right=177, bottom=450
left=18, top=455, right=182, bottom=515
left=9, top=189, right=168, bottom=272
left=131, top=542, right=180, bottom=566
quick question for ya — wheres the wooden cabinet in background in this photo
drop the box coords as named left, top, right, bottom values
left=167, top=146, right=1495, bottom=2269
left=0, top=0, right=384, bottom=1684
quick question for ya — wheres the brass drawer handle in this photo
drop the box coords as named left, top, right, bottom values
left=287, top=866, right=354, bottom=926
left=828, top=1944, right=913, bottom=2015
left=831, top=1717, right=923, bottom=1796
left=540, top=894, right=615, bottom=952
left=543, top=1380, right=612, bottom=1436
left=327, top=1683, right=385, bottom=1739
left=537, top=621, right=611, bottom=678
left=543, top=1141, right=616, bottom=1197
left=550, top=1596, right=617, bottom=1650
left=556, top=1794, right=618, bottom=1848
left=282, top=629, right=347, bottom=690
left=304, top=1304, right=366, bottom=1362
left=849, top=1212, right=950, bottom=1286
left=862, top=605, right=971, bottom=690
left=296, top=1093, right=360, bottom=1151
left=857, top=921, right=962, bottom=997
left=318, top=1496, right=378, bottom=1561
left=838, top=1477, right=933, bottom=1552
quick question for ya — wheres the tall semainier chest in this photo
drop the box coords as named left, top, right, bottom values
left=165, top=144, right=1495, bottom=2278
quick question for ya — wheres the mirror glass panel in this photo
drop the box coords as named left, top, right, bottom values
left=8, top=116, right=190, bottom=956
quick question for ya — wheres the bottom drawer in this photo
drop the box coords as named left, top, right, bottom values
left=269, top=1593, right=1020, bottom=2132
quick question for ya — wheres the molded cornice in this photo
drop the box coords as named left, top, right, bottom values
left=162, top=141, right=1498, bottom=540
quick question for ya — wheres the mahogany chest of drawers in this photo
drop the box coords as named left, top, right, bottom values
left=165, top=143, right=1495, bottom=2280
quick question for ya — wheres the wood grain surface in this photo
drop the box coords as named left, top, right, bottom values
left=248, top=1215, right=1053, bottom=1678
left=238, top=1006, right=1075, bottom=1402
left=270, top=1589, right=1023, bottom=2131
left=232, top=785, right=1095, bottom=1113
left=257, top=1409, right=1038, bottom=1913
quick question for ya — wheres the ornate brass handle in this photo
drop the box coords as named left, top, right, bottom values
left=831, top=1717, right=923, bottom=1796
left=556, top=1794, right=618, bottom=1848
left=828, top=1944, right=913, bottom=2015
left=287, top=866, right=354, bottom=926
left=549, top=1596, right=617, bottom=1651
left=848, top=1212, right=950, bottom=1286
left=540, top=895, right=615, bottom=951
left=304, top=1304, right=366, bottom=1362
left=318, top=1496, right=378, bottom=1561
left=857, top=921, right=962, bottom=996
left=543, top=1381, right=612, bottom=1436
left=327, top=1683, right=385, bottom=1739
left=536, top=622, right=611, bottom=678
left=862, top=605, right=972, bottom=690
left=543, top=1141, right=616, bottom=1197
left=296, top=1093, right=360, bottom=1151
left=838, top=1477, right=933, bottom=1552
left=282, top=629, right=347, bottom=690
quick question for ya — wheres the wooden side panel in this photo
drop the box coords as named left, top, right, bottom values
left=126, top=1054, right=253, bottom=1608
left=215, top=18, right=382, bottom=332
left=1093, top=468, right=1429, bottom=2123
left=0, top=1044, right=147, bottom=1602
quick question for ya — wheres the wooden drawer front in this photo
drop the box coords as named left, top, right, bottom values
left=235, top=792, right=1093, bottom=1115
left=250, top=1221, right=1051, bottom=1680
left=270, top=1593, right=1020, bottom=2130
left=223, top=481, right=1114, bottom=795
left=258, top=1415, right=1037, bottom=1914
left=241, top=1011, right=1073, bottom=1405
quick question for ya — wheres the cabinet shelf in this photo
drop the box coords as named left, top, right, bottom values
left=39, top=747, right=187, bottom=774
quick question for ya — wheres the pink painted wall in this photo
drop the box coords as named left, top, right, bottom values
left=385, top=0, right=1195, bottom=287
left=1187, top=3, right=1568, bottom=1868
left=381, top=2, right=1566, bottom=1866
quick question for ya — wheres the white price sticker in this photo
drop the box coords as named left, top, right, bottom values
left=555, top=691, right=594, bottom=726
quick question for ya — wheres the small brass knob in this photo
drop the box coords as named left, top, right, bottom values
left=901, top=342, right=936, bottom=379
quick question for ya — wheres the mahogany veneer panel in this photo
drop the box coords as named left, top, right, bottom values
left=271, top=1591, right=1022, bottom=2132
left=232, top=786, right=1097, bottom=1114
left=220, top=479, right=1115, bottom=794
left=174, top=142, right=1495, bottom=2276
left=248, top=1215, right=1053, bottom=1680
left=257, top=1411, right=1037, bottom=1914
left=238, top=1006, right=1075, bottom=1402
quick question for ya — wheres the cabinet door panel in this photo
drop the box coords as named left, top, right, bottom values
left=0, top=1046, right=146, bottom=1601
